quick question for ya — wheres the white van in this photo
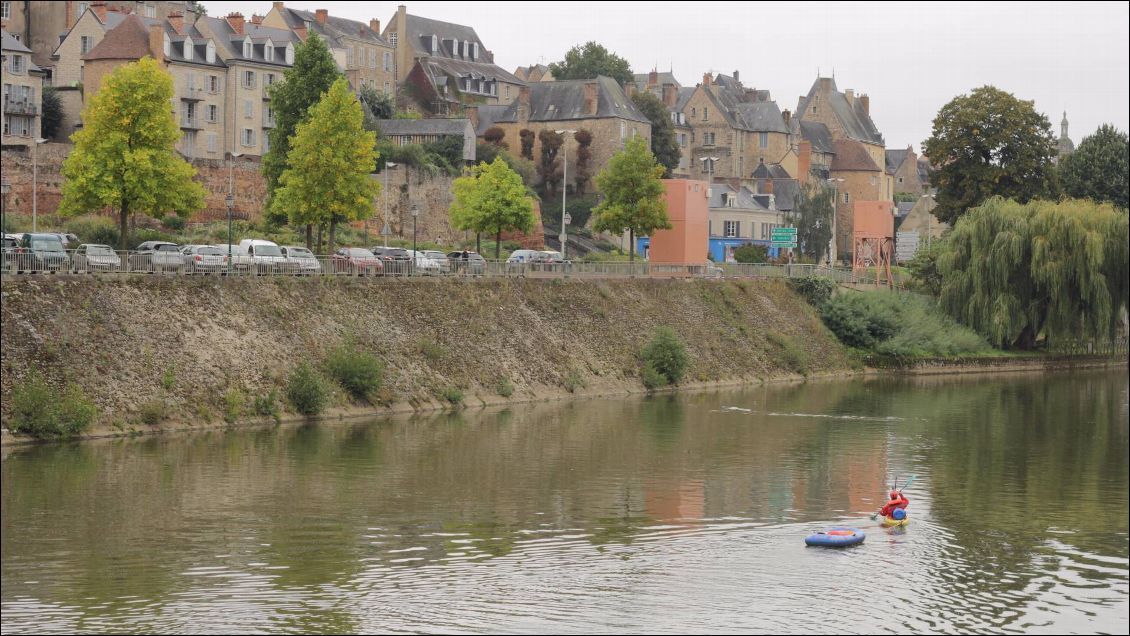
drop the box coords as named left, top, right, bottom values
left=233, top=239, right=291, bottom=274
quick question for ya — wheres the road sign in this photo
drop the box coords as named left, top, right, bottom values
left=772, top=242, right=798, bottom=249
left=895, top=231, right=920, bottom=263
left=771, top=227, right=797, bottom=237
left=381, top=222, right=391, bottom=236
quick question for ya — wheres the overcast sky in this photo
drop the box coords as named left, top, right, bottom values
left=207, top=1, right=1130, bottom=151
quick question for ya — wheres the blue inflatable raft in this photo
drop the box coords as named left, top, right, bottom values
left=805, top=527, right=866, bottom=547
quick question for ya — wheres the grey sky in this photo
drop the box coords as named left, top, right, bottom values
left=207, top=1, right=1130, bottom=152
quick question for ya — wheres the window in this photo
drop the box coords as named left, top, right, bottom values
left=208, top=75, right=221, bottom=93
left=9, top=55, right=24, bottom=74
left=80, top=36, right=93, bottom=55
left=205, top=104, right=217, bottom=123
left=430, top=35, right=438, bottom=53
left=384, top=51, right=392, bottom=71
left=243, top=40, right=252, bottom=58
left=142, top=4, right=155, bottom=18
left=265, top=73, right=276, bottom=87
left=264, top=105, right=274, bottom=126
left=870, top=175, right=878, bottom=186
left=897, top=177, right=904, bottom=184
left=843, top=192, right=850, bottom=204
left=704, top=132, right=715, bottom=146
left=691, top=107, right=696, bottom=118
left=243, top=100, right=252, bottom=118
left=390, top=32, right=398, bottom=47
left=346, top=45, right=353, bottom=67
left=265, top=44, right=274, bottom=62
left=620, top=121, right=626, bottom=144
left=206, top=40, right=215, bottom=63
left=702, top=157, right=715, bottom=173
left=1, top=2, right=10, bottom=19
left=182, top=102, right=196, bottom=124
left=724, top=221, right=738, bottom=238
left=242, top=70, right=255, bottom=89
left=725, top=193, right=736, bottom=207
left=285, top=43, right=294, bottom=64
left=690, top=131, right=695, bottom=143
left=263, top=133, right=269, bottom=153
left=759, top=132, right=768, bottom=149
left=384, top=81, right=391, bottom=94
left=185, top=73, right=196, bottom=92
left=703, top=106, right=708, bottom=121
left=241, top=128, right=255, bottom=147
left=504, top=85, right=510, bottom=99
left=207, top=132, right=218, bottom=153
left=4, top=114, right=32, bottom=136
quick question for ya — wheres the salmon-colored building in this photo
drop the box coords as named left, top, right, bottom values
left=645, top=179, right=710, bottom=265
left=852, top=200, right=895, bottom=283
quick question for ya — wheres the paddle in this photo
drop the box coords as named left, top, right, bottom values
left=870, top=474, right=917, bottom=520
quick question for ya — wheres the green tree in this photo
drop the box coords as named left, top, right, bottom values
left=591, top=136, right=670, bottom=263
left=732, top=243, right=769, bottom=263
left=922, top=86, right=1057, bottom=225
left=1059, top=124, right=1129, bottom=210
left=40, top=86, right=63, bottom=139
left=630, top=92, right=680, bottom=176
left=270, top=78, right=379, bottom=254
left=359, top=85, right=394, bottom=122
left=537, top=129, right=564, bottom=199
left=938, top=197, right=1129, bottom=349
left=573, top=129, right=594, bottom=194
left=264, top=33, right=342, bottom=232
left=449, top=157, right=537, bottom=259
left=58, top=57, right=204, bottom=249
left=548, top=41, right=634, bottom=87
left=788, top=182, right=834, bottom=263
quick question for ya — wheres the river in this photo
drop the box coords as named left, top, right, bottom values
left=2, top=370, right=1127, bottom=634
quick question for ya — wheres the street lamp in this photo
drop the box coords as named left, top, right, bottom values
left=32, top=138, right=47, bottom=232
left=554, top=129, right=576, bottom=259
left=700, top=156, right=720, bottom=190
left=826, top=177, right=845, bottom=266
left=383, top=161, right=398, bottom=247
left=227, top=152, right=243, bottom=273
left=411, top=204, right=419, bottom=276
left=921, top=192, right=937, bottom=247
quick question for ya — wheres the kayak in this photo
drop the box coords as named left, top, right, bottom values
left=805, top=527, right=865, bottom=547
left=881, top=514, right=909, bottom=527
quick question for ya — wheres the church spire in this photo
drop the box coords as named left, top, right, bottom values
left=1061, top=111, right=1069, bottom=139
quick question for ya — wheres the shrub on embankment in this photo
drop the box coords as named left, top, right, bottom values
left=8, top=372, right=97, bottom=437
left=0, top=277, right=853, bottom=433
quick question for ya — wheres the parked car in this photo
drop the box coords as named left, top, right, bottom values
left=406, top=249, right=443, bottom=275
left=182, top=245, right=226, bottom=274
left=423, top=250, right=451, bottom=273
left=2, top=233, right=19, bottom=271
left=131, top=241, right=185, bottom=273
left=447, top=250, right=486, bottom=275
left=332, top=247, right=384, bottom=276
left=506, top=249, right=542, bottom=264
left=232, top=239, right=292, bottom=274
left=50, top=232, right=80, bottom=248
left=280, top=245, right=321, bottom=274
left=71, top=243, right=120, bottom=273
left=371, top=246, right=411, bottom=276
left=15, top=233, right=69, bottom=272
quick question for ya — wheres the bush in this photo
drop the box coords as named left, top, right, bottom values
left=789, top=276, right=837, bottom=307
left=766, top=332, right=810, bottom=376
left=253, top=390, right=281, bottom=422
left=325, top=344, right=384, bottom=402
left=287, top=362, right=329, bottom=416
left=441, top=387, right=464, bottom=405
left=64, top=214, right=120, bottom=247
left=563, top=371, right=585, bottom=393
left=733, top=243, right=770, bottom=263
left=9, top=374, right=97, bottom=437
left=223, top=388, right=244, bottom=423
left=496, top=377, right=515, bottom=397
left=161, top=367, right=176, bottom=391
left=162, top=215, right=187, bottom=231
left=139, top=398, right=167, bottom=425
left=416, top=338, right=446, bottom=364
left=640, top=362, right=666, bottom=391
left=641, top=327, right=689, bottom=385
left=820, top=291, right=990, bottom=356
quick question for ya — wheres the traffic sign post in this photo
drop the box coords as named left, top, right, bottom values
left=771, top=227, right=798, bottom=249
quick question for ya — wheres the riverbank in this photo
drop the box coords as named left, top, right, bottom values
left=1, top=276, right=856, bottom=444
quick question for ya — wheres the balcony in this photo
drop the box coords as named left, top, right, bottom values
left=180, top=87, right=205, bottom=102
left=4, top=99, right=38, bottom=116
left=262, top=118, right=275, bottom=129
left=180, top=116, right=202, bottom=130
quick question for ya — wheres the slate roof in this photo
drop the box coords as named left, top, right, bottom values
left=675, top=86, right=695, bottom=111
left=798, top=120, right=835, bottom=154
left=770, top=179, right=798, bottom=211
left=2, top=30, right=45, bottom=73
left=165, top=24, right=227, bottom=68
left=404, top=13, right=487, bottom=61
left=917, top=157, right=931, bottom=185
left=885, top=148, right=910, bottom=174
left=831, top=138, right=881, bottom=172
left=895, top=202, right=915, bottom=217
left=375, top=118, right=473, bottom=137
left=708, top=184, right=770, bottom=211
left=515, top=64, right=552, bottom=82
left=797, top=77, right=884, bottom=145
left=423, top=56, right=524, bottom=86
left=751, top=161, right=792, bottom=180
left=732, top=101, right=789, bottom=133
left=492, top=76, right=649, bottom=124
left=633, top=71, right=680, bottom=92
left=473, top=104, right=510, bottom=136
left=280, top=8, right=389, bottom=47
left=199, top=16, right=299, bottom=67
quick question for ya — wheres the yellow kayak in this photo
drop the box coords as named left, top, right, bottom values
left=881, top=514, right=909, bottom=527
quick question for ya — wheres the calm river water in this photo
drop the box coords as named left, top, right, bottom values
left=2, top=370, right=1127, bottom=634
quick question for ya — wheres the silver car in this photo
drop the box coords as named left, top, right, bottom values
left=182, top=245, right=226, bottom=274
left=71, top=244, right=121, bottom=273
left=280, top=246, right=321, bottom=274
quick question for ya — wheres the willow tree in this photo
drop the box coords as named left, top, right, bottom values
left=269, top=78, right=379, bottom=254
left=591, top=135, right=670, bottom=263
left=59, top=57, right=205, bottom=249
left=449, top=157, right=536, bottom=260
left=938, top=197, right=1129, bottom=349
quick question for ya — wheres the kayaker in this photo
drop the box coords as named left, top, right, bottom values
left=878, top=490, right=909, bottom=518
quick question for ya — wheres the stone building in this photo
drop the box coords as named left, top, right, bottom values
left=2, top=29, right=45, bottom=148
left=829, top=138, right=884, bottom=259
left=1056, top=111, right=1074, bottom=163
left=514, top=64, right=553, bottom=82
left=262, top=3, right=395, bottom=97
left=381, top=4, right=525, bottom=115
left=794, top=76, right=889, bottom=199
left=705, top=182, right=788, bottom=262
left=373, top=117, right=475, bottom=164
left=885, top=145, right=924, bottom=197
left=469, top=76, right=650, bottom=191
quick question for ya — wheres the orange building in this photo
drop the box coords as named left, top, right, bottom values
left=645, top=179, right=710, bottom=265
left=852, top=200, right=895, bottom=283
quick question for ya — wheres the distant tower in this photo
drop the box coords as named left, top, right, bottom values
left=1057, top=111, right=1075, bottom=163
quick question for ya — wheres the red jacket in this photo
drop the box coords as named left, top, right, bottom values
left=879, top=494, right=909, bottom=517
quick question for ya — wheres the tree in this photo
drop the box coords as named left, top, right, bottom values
left=519, top=129, right=535, bottom=160
left=788, top=182, right=834, bottom=263
left=592, top=136, right=670, bottom=263
left=548, top=41, right=634, bottom=87
left=938, top=197, right=1129, bottom=349
left=359, top=85, right=394, bottom=132
left=449, top=157, right=536, bottom=259
left=630, top=92, right=680, bottom=176
left=263, top=32, right=341, bottom=231
left=40, top=86, right=63, bottom=140
left=732, top=244, right=769, bottom=263
left=269, top=78, right=379, bottom=255
left=573, top=130, right=594, bottom=194
left=537, top=129, right=564, bottom=199
left=58, top=57, right=204, bottom=249
left=483, top=126, right=507, bottom=148
left=922, top=86, right=1057, bottom=225
left=1059, top=124, right=1129, bottom=210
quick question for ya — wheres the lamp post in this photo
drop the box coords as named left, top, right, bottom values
left=826, top=177, right=844, bottom=266
left=383, top=162, right=397, bottom=247
left=554, top=129, right=576, bottom=259
left=226, top=152, right=243, bottom=274
left=411, top=204, right=419, bottom=276
left=921, top=192, right=936, bottom=248
left=32, top=138, right=47, bottom=232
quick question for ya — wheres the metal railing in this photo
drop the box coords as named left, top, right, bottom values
left=1, top=249, right=873, bottom=282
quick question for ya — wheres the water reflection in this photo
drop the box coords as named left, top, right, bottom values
left=2, top=370, right=1127, bottom=633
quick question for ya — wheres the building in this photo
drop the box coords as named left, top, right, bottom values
left=704, top=182, right=787, bottom=262
left=643, top=179, right=709, bottom=266
left=631, top=69, right=679, bottom=101
left=885, top=145, right=923, bottom=196
left=195, top=12, right=298, bottom=159
left=262, top=3, right=395, bottom=97
left=2, top=28, right=45, bottom=148
left=796, top=120, right=834, bottom=179
left=1056, top=111, right=1074, bottom=163
left=829, top=138, right=884, bottom=260
left=470, top=76, right=651, bottom=190
left=514, top=64, right=553, bottom=82
left=373, top=117, right=475, bottom=164
left=795, top=76, right=889, bottom=199
left=381, top=5, right=525, bottom=115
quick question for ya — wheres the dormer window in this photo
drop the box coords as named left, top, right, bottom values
left=163, top=32, right=171, bottom=57
left=243, top=39, right=252, bottom=58
left=430, top=34, right=438, bottom=54
left=285, top=42, right=294, bottom=64
left=265, top=38, right=275, bottom=62
left=183, top=35, right=193, bottom=60
left=472, top=42, right=479, bottom=61
left=206, top=40, right=215, bottom=63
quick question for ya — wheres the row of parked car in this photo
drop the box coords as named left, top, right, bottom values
left=1, top=233, right=498, bottom=276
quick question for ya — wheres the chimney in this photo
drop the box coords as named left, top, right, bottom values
left=370, top=18, right=381, bottom=33
left=648, top=69, right=658, bottom=86
left=702, top=72, right=712, bottom=86
left=226, top=12, right=245, bottom=34
left=273, top=2, right=284, bottom=11
left=782, top=109, right=791, bottom=126
left=315, top=9, right=328, bottom=24
left=517, top=85, right=530, bottom=122
left=662, top=83, right=678, bottom=108
left=168, top=10, right=184, bottom=35
left=583, top=81, right=598, bottom=115
left=148, top=23, right=165, bottom=62
left=798, top=141, right=811, bottom=180
left=91, top=1, right=108, bottom=20
left=819, top=77, right=832, bottom=92
left=860, top=94, right=869, bottom=115
left=250, top=14, right=263, bottom=25
left=844, top=89, right=854, bottom=106
left=762, top=177, right=774, bottom=194
left=733, top=69, right=739, bottom=82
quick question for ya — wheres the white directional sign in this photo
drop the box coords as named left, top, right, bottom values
left=895, top=231, right=920, bottom=262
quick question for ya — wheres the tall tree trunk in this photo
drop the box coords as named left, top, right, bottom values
left=119, top=199, right=130, bottom=251
left=328, top=217, right=338, bottom=256
left=317, top=224, right=324, bottom=255
left=495, top=229, right=502, bottom=260
left=629, top=229, right=635, bottom=262
left=306, top=224, right=313, bottom=252
left=476, top=232, right=481, bottom=254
